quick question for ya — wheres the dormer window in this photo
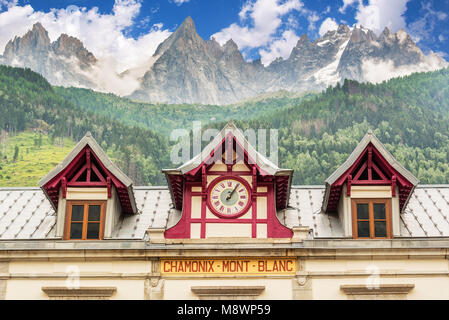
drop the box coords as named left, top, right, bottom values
left=322, top=131, right=419, bottom=239
left=38, top=132, right=137, bottom=240
left=352, top=199, right=391, bottom=239
left=65, top=201, right=106, bottom=240
left=162, top=121, right=293, bottom=240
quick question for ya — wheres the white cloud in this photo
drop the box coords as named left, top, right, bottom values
left=211, top=0, right=320, bottom=65
left=319, top=17, right=338, bottom=36
left=362, top=56, right=448, bottom=83
left=0, top=0, right=17, bottom=9
left=307, top=12, right=319, bottom=31
left=339, top=0, right=358, bottom=13
left=439, top=34, right=445, bottom=42
left=355, top=0, right=409, bottom=35
left=0, top=0, right=171, bottom=74
left=259, top=29, right=299, bottom=66
left=408, top=2, right=448, bottom=44
left=211, top=0, right=304, bottom=49
left=172, top=0, right=190, bottom=5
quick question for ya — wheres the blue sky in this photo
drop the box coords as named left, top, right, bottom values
left=0, top=0, right=448, bottom=68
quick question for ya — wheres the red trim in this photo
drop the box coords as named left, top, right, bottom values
left=207, top=171, right=252, bottom=175
left=347, top=175, right=352, bottom=196
left=326, top=142, right=415, bottom=213
left=267, top=183, right=293, bottom=238
left=164, top=182, right=190, bottom=238
left=167, top=132, right=291, bottom=213
left=191, top=218, right=268, bottom=223
left=165, top=131, right=293, bottom=239
left=43, top=145, right=134, bottom=214
left=201, top=166, right=207, bottom=238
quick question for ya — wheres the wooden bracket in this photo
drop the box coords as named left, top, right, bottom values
left=61, top=177, right=67, bottom=198
left=391, top=175, right=397, bottom=197
left=107, top=177, right=112, bottom=198
left=347, top=175, right=352, bottom=197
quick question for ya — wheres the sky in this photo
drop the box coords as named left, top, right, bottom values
left=0, top=0, right=448, bottom=70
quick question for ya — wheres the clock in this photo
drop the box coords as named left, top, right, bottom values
left=207, top=176, right=252, bottom=218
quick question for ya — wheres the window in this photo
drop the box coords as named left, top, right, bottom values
left=351, top=199, right=391, bottom=239
left=64, top=201, right=106, bottom=240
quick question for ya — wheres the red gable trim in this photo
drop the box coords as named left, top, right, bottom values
left=43, top=146, right=134, bottom=214
left=185, top=133, right=270, bottom=177
left=166, top=132, right=290, bottom=211
left=326, top=142, right=414, bottom=213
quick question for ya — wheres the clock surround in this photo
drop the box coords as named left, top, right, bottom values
left=206, top=175, right=252, bottom=219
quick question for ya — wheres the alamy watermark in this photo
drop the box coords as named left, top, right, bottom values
left=365, top=264, right=380, bottom=290
left=170, top=121, right=279, bottom=166
left=65, top=265, right=80, bottom=289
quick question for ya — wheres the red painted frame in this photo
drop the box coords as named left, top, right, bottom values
left=206, top=175, right=253, bottom=219
left=42, top=145, right=134, bottom=214
left=164, top=131, right=293, bottom=239
left=325, top=142, right=414, bottom=213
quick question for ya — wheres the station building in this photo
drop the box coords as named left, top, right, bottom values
left=0, top=122, right=448, bottom=300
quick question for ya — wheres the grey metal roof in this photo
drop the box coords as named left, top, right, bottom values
left=0, top=185, right=449, bottom=240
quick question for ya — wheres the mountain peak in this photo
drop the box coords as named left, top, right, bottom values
left=179, top=16, right=196, bottom=33
left=381, top=27, right=393, bottom=38
left=32, top=22, right=46, bottom=32
left=3, top=21, right=50, bottom=57
left=296, top=34, right=311, bottom=46
left=337, top=24, right=350, bottom=33
left=396, top=29, right=411, bottom=43
left=53, top=33, right=97, bottom=67
left=224, top=39, right=238, bottom=51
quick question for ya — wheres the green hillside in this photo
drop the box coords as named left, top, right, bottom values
left=0, top=65, right=170, bottom=186
left=55, top=86, right=313, bottom=135
left=0, top=132, right=76, bottom=186
left=1, top=65, right=449, bottom=187
left=221, top=68, right=449, bottom=184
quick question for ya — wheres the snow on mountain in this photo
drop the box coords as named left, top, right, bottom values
left=0, top=19, right=447, bottom=105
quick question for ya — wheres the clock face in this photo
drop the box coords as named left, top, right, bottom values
left=207, top=177, right=251, bottom=218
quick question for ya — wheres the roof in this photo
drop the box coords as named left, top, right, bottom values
left=166, top=121, right=288, bottom=176
left=322, top=131, right=419, bottom=214
left=38, top=132, right=137, bottom=214
left=163, top=121, right=293, bottom=211
left=325, top=131, right=419, bottom=186
left=1, top=185, right=449, bottom=240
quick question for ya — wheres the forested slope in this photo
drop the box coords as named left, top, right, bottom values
left=1, top=65, right=449, bottom=187
left=0, top=65, right=170, bottom=185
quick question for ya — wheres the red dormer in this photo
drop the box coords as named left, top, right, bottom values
left=322, top=131, right=419, bottom=239
left=38, top=132, right=137, bottom=240
left=163, top=122, right=293, bottom=240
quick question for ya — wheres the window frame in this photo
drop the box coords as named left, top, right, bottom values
left=351, top=198, right=392, bottom=239
left=64, top=200, right=106, bottom=240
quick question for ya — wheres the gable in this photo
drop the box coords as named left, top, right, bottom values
left=164, top=122, right=293, bottom=212
left=323, top=132, right=418, bottom=214
left=38, top=132, right=137, bottom=215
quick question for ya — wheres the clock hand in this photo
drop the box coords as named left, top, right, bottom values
left=226, top=183, right=240, bottom=200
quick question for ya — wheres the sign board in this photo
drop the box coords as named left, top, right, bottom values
left=160, top=257, right=296, bottom=276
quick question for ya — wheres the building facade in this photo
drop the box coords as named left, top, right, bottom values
left=0, top=122, right=448, bottom=300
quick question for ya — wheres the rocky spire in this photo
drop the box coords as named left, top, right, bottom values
left=3, top=22, right=51, bottom=57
